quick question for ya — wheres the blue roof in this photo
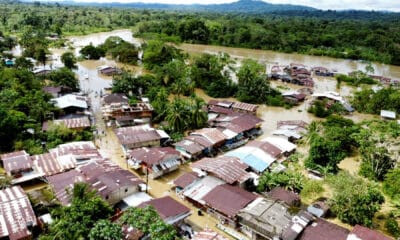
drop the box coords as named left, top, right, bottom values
left=225, top=151, right=268, bottom=172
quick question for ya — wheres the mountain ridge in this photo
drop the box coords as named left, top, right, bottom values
left=23, top=0, right=318, bottom=13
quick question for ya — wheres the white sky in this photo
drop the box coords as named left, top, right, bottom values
left=64, top=0, right=400, bottom=12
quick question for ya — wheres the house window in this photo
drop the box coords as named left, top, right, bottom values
left=125, top=189, right=128, bottom=193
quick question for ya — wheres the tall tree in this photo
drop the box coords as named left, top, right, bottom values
left=61, top=52, right=77, bottom=69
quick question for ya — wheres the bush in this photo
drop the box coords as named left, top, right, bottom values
left=385, top=216, right=400, bottom=238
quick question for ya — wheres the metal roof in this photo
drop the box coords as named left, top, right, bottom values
left=138, top=196, right=191, bottom=221
left=128, top=147, right=180, bottom=166
left=114, top=125, right=163, bottom=146
left=225, top=146, right=276, bottom=172
left=347, top=225, right=391, bottom=240
left=202, top=184, right=258, bottom=218
left=173, top=172, right=200, bottom=189
left=262, top=137, right=297, bottom=153
left=183, top=176, right=225, bottom=204
left=52, top=94, right=88, bottom=109
left=122, top=192, right=153, bottom=209
left=299, top=218, right=349, bottom=240
left=191, top=128, right=227, bottom=144
left=193, top=228, right=229, bottom=240
left=0, top=186, right=37, bottom=240
left=380, top=110, right=396, bottom=119
left=0, top=150, right=32, bottom=174
left=191, top=156, right=249, bottom=184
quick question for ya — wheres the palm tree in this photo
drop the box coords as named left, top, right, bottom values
left=190, top=95, right=207, bottom=129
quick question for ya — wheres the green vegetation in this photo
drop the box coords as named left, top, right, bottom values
left=40, top=183, right=113, bottom=240
left=0, top=2, right=399, bottom=64
left=383, top=168, right=400, bottom=201
left=120, top=206, right=178, bottom=240
left=89, top=220, right=123, bottom=240
left=61, top=52, right=77, bottom=69
left=80, top=44, right=105, bottom=60
left=99, top=36, right=139, bottom=64
left=308, top=100, right=347, bottom=118
left=335, top=72, right=376, bottom=86
left=327, top=172, right=385, bottom=227
left=305, top=116, right=359, bottom=174
left=257, top=169, right=305, bottom=193
left=352, top=87, right=400, bottom=115
left=47, top=67, right=79, bottom=91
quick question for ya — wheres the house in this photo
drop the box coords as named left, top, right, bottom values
left=117, top=191, right=153, bottom=211
left=49, top=141, right=103, bottom=164
left=225, top=140, right=284, bottom=173
left=312, top=91, right=354, bottom=112
left=202, top=184, right=258, bottom=227
left=32, top=66, right=52, bottom=76
left=191, top=156, right=251, bottom=186
left=0, top=150, right=44, bottom=184
left=0, top=186, right=37, bottom=240
left=97, top=65, right=122, bottom=76
left=282, top=92, right=306, bottom=105
left=380, top=110, right=396, bottom=120
left=182, top=175, right=225, bottom=207
left=51, top=94, right=89, bottom=115
left=173, top=172, right=200, bottom=194
left=47, top=159, right=143, bottom=205
left=347, top=225, right=391, bottom=240
left=42, top=86, right=73, bottom=98
left=209, top=112, right=263, bottom=140
left=273, top=120, right=308, bottom=142
left=174, top=138, right=209, bottom=160
left=281, top=210, right=315, bottom=240
left=138, top=196, right=191, bottom=226
left=267, top=187, right=301, bottom=207
left=261, top=137, right=297, bottom=156
left=207, top=100, right=258, bottom=115
left=127, top=147, right=181, bottom=179
left=102, top=94, right=153, bottom=127
left=190, top=128, right=227, bottom=148
left=312, top=67, right=334, bottom=77
left=238, top=197, right=292, bottom=240
left=115, top=125, right=170, bottom=152
left=42, top=116, right=91, bottom=131
left=193, top=228, right=229, bottom=240
left=299, top=218, right=349, bottom=240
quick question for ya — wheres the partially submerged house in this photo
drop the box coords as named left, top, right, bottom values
left=191, top=156, right=251, bottom=187
left=202, top=184, right=258, bottom=227
left=127, top=147, right=181, bottom=179
left=0, top=186, right=37, bottom=240
left=32, top=66, right=52, bottom=76
left=0, top=150, right=44, bottom=184
left=238, top=197, right=292, bottom=240
left=312, top=66, right=334, bottom=77
left=312, top=91, right=354, bottom=112
left=115, top=125, right=170, bottom=153
left=273, top=120, right=308, bottom=142
left=138, top=196, right=191, bottom=226
left=42, top=86, right=72, bottom=98
left=282, top=92, right=306, bottom=105
left=182, top=175, right=225, bottom=207
left=102, top=94, right=153, bottom=127
left=207, top=100, right=259, bottom=115
left=97, top=65, right=122, bottom=76
left=174, top=128, right=228, bottom=160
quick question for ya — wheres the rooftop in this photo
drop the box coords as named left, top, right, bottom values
left=43, top=116, right=91, bottom=131
left=268, top=187, right=300, bottom=206
left=128, top=147, right=180, bottom=166
left=299, top=218, right=349, bottom=240
left=138, top=196, right=191, bottom=222
left=191, top=156, right=249, bottom=184
left=173, top=172, right=200, bottom=189
left=102, top=93, right=129, bottom=105
left=0, top=150, right=32, bottom=174
left=0, top=186, right=37, bottom=240
left=52, top=94, right=88, bottom=109
left=193, top=228, right=229, bottom=240
left=347, top=225, right=391, bottom=240
left=114, top=125, right=165, bottom=146
left=202, top=184, right=258, bottom=218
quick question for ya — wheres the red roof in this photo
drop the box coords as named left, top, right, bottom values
left=129, top=147, right=180, bottom=166
left=268, top=187, right=300, bottom=206
left=0, top=150, right=32, bottom=173
left=299, top=218, right=349, bottom=240
left=202, top=184, right=258, bottom=218
left=174, top=172, right=200, bottom=189
left=0, top=186, right=37, bottom=240
left=348, top=225, right=391, bottom=240
left=32, top=153, right=63, bottom=176
left=115, top=126, right=162, bottom=146
left=247, top=141, right=282, bottom=158
left=191, top=156, right=249, bottom=184
left=138, top=196, right=190, bottom=220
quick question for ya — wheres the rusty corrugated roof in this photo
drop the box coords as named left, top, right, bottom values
left=0, top=186, right=37, bottom=240
left=138, top=196, right=190, bottom=219
left=0, top=151, right=32, bottom=174
left=193, top=228, right=229, bottom=240
left=191, top=156, right=249, bottom=184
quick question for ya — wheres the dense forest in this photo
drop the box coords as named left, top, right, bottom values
left=1, top=1, right=400, bottom=65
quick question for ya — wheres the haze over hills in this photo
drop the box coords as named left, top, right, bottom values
left=23, top=0, right=318, bottom=13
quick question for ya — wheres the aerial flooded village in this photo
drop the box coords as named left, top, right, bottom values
left=0, top=0, right=399, bottom=240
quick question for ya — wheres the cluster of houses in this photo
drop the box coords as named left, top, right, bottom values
left=268, top=63, right=316, bottom=87
left=101, top=93, right=153, bottom=127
